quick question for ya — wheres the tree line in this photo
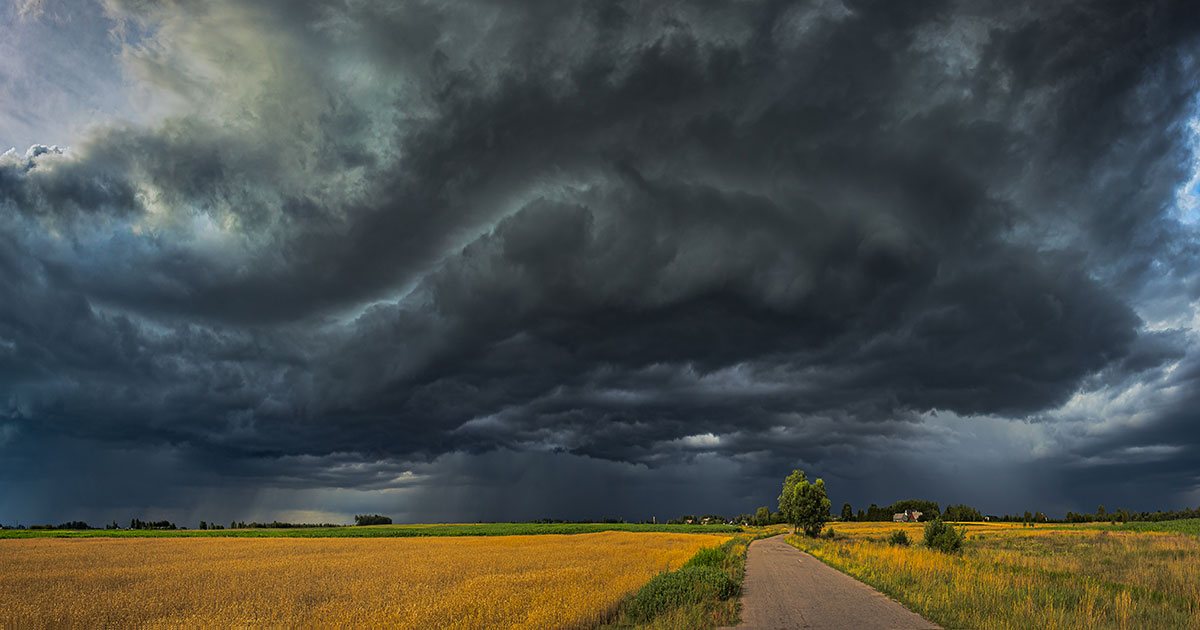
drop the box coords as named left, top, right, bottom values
left=5, top=501, right=1200, bottom=531
left=26, top=521, right=96, bottom=531
left=838, top=500, right=947, bottom=522
left=656, top=500, right=1200, bottom=528
left=1062, top=505, right=1200, bottom=523
left=1, top=516, right=386, bottom=530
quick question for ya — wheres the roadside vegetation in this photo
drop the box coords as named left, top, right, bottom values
left=602, top=525, right=789, bottom=630
left=786, top=521, right=1200, bottom=629
left=0, top=521, right=741, bottom=539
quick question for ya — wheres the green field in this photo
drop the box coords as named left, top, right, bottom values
left=1100, top=518, right=1200, bottom=536
left=0, top=522, right=741, bottom=539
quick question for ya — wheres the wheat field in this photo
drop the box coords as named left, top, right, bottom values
left=791, top=521, right=1200, bottom=629
left=0, top=531, right=731, bottom=629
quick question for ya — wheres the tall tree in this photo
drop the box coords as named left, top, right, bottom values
left=841, top=502, right=853, bottom=521
left=778, top=469, right=832, bottom=537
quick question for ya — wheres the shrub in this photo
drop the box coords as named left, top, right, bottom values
left=887, top=530, right=910, bottom=546
left=625, top=566, right=737, bottom=622
left=823, top=527, right=836, bottom=539
left=923, top=518, right=966, bottom=553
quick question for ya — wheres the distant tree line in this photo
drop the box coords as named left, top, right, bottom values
left=729, top=506, right=789, bottom=526
left=1061, top=505, right=1200, bottom=523
left=994, top=511, right=1050, bottom=524
left=941, top=504, right=984, bottom=522
left=532, top=512, right=775, bottom=526
left=202, top=520, right=342, bottom=529
left=3, top=521, right=121, bottom=530
left=244, top=521, right=342, bottom=528
left=530, top=517, right=701, bottom=524
left=838, top=500, right=944, bottom=522
left=130, top=518, right=177, bottom=530
left=838, top=501, right=1023, bottom=523
left=28, top=521, right=94, bottom=530
left=665, top=513, right=733, bottom=525
left=986, top=505, right=1200, bottom=524
left=530, top=517, right=629, bottom=524
left=833, top=502, right=1200, bottom=524
left=8, top=502, right=1200, bottom=532
left=354, top=514, right=393, bottom=526
left=3, top=517, right=346, bottom=530
left=837, top=501, right=1007, bottom=523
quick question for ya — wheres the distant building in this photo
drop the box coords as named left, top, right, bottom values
left=893, top=509, right=922, bottom=523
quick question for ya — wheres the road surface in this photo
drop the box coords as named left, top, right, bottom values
left=722, top=535, right=940, bottom=630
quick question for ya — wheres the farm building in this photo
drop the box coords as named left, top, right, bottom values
left=893, top=509, right=923, bottom=523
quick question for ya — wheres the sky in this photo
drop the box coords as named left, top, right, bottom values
left=2, top=0, right=1200, bottom=526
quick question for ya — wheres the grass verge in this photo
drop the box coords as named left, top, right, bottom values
left=600, top=525, right=788, bottom=630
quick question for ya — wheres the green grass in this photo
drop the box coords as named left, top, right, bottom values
left=621, top=565, right=737, bottom=623
left=1100, top=518, right=1200, bottom=536
left=0, top=522, right=741, bottom=539
left=602, top=525, right=790, bottom=630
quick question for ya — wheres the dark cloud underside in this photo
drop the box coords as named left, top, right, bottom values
left=2, top=0, right=1200, bottom=522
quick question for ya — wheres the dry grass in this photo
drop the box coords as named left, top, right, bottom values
left=788, top=521, right=1200, bottom=629
left=0, top=531, right=731, bottom=629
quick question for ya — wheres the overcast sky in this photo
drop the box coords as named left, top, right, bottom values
left=2, top=0, right=1200, bottom=526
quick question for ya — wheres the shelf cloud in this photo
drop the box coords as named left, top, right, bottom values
left=2, top=0, right=1200, bottom=523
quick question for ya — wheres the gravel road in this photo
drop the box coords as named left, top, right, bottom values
left=722, top=535, right=940, bottom=630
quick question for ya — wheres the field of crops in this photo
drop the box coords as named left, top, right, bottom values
left=0, top=522, right=740, bottom=539
left=1104, top=517, right=1200, bottom=536
left=789, top=521, right=1200, bottom=629
left=0, top=531, right=732, bottom=628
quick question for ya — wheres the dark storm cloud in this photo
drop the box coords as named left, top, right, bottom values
left=3, top=0, right=1200, bottom=522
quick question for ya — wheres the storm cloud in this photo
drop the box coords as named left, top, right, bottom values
left=2, top=0, right=1200, bottom=524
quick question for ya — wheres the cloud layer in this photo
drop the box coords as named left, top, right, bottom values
left=3, top=0, right=1200, bottom=523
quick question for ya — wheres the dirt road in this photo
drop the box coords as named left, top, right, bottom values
left=722, top=535, right=940, bottom=630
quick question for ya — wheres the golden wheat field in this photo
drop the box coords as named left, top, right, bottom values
left=0, top=531, right=731, bottom=629
left=791, top=521, right=1200, bottom=629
